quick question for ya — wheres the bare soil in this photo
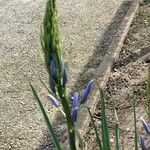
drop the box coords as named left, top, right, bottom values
left=84, top=1, right=150, bottom=150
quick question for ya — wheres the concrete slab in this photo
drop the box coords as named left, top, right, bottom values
left=0, top=0, right=131, bottom=149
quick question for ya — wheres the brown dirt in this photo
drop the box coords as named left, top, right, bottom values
left=84, top=1, right=150, bottom=150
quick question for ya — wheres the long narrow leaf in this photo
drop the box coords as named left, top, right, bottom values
left=30, top=83, right=61, bottom=150
left=133, top=97, right=138, bottom=150
left=39, top=77, right=51, bottom=93
left=146, top=67, right=150, bottom=117
left=114, top=109, right=120, bottom=150
left=87, top=107, right=102, bottom=150
left=99, top=88, right=111, bottom=150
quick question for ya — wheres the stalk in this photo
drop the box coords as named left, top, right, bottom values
left=57, top=86, right=77, bottom=150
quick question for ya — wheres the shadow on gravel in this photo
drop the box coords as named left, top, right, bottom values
left=69, top=0, right=132, bottom=89
left=37, top=1, right=132, bottom=149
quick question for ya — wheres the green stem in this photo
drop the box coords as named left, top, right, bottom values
left=57, top=86, right=77, bottom=150
left=68, top=128, right=76, bottom=150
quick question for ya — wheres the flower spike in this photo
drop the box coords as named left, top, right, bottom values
left=71, top=92, right=78, bottom=123
left=47, top=94, right=59, bottom=107
left=80, top=79, right=94, bottom=104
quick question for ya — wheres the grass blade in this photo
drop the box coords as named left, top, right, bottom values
left=114, top=109, right=120, bottom=150
left=87, top=107, right=102, bottom=150
left=146, top=66, right=150, bottom=117
left=133, top=97, right=138, bottom=150
left=30, top=83, right=61, bottom=150
left=39, top=76, right=53, bottom=95
left=99, top=88, right=111, bottom=150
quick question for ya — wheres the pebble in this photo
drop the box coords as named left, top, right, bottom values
left=126, top=128, right=130, bottom=132
left=110, top=138, right=115, bottom=143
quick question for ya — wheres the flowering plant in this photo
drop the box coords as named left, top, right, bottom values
left=30, top=0, right=93, bottom=149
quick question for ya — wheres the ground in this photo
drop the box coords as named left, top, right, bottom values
left=84, top=1, right=150, bottom=150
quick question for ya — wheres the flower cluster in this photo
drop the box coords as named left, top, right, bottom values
left=47, top=79, right=94, bottom=123
left=49, top=58, right=68, bottom=94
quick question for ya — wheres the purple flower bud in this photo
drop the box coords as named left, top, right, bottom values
left=50, top=57, right=58, bottom=81
left=49, top=80, right=56, bottom=94
left=63, top=66, right=68, bottom=87
left=47, top=94, right=59, bottom=107
left=80, top=79, right=94, bottom=104
left=140, top=137, right=148, bottom=150
left=71, top=92, right=78, bottom=123
left=141, top=117, right=150, bottom=134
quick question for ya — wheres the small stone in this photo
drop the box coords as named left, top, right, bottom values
left=114, top=68, right=117, bottom=72
left=20, top=102, right=25, bottom=105
left=110, top=138, right=114, bottom=143
left=144, top=20, right=148, bottom=25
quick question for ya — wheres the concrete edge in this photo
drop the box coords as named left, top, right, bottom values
left=76, top=0, right=141, bottom=148
left=62, top=0, right=141, bottom=149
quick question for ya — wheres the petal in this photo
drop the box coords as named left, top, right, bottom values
left=80, top=80, right=94, bottom=104
left=71, top=108, right=78, bottom=123
left=140, top=137, right=148, bottom=150
left=47, top=94, right=59, bottom=107
left=71, top=92, right=78, bottom=123
left=49, top=80, right=56, bottom=94
left=63, top=66, right=68, bottom=87
left=141, top=117, right=150, bottom=134
left=50, top=58, right=58, bottom=80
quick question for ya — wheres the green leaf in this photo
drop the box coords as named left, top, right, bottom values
left=87, top=107, right=102, bottom=150
left=30, top=83, right=61, bottom=150
left=114, top=109, right=120, bottom=150
left=132, top=97, right=138, bottom=150
left=146, top=66, right=150, bottom=117
left=99, top=88, right=111, bottom=150
left=39, top=76, right=52, bottom=94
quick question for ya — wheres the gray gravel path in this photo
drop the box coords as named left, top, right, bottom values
left=0, top=0, right=129, bottom=149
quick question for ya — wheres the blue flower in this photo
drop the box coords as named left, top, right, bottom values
left=71, top=92, right=78, bottom=123
left=140, top=137, right=148, bottom=150
left=80, top=80, right=94, bottom=104
left=50, top=57, right=58, bottom=81
left=47, top=94, right=59, bottom=107
left=63, top=66, right=68, bottom=87
left=49, top=80, right=56, bottom=94
left=141, top=117, right=150, bottom=134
